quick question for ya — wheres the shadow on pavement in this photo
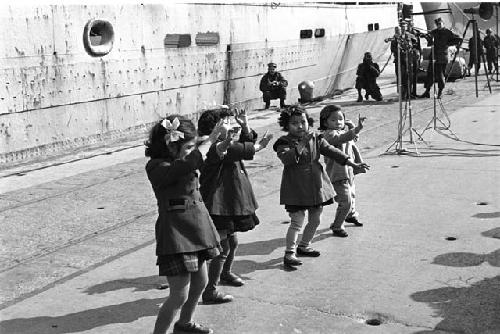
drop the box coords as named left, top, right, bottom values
left=410, top=275, right=500, bottom=334
left=0, top=298, right=163, bottom=334
left=233, top=228, right=333, bottom=277
left=83, top=275, right=164, bottom=295
left=232, top=257, right=284, bottom=278
left=432, top=249, right=500, bottom=267
left=411, top=227, right=500, bottom=333
left=473, top=212, right=500, bottom=219
left=237, top=228, right=332, bottom=257
left=482, top=227, right=500, bottom=238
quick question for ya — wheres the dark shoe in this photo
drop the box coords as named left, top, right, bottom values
left=202, top=290, right=234, bottom=304
left=220, top=272, right=244, bottom=287
left=296, top=246, right=321, bottom=257
left=437, top=89, right=443, bottom=99
left=283, top=253, right=303, bottom=267
left=173, top=322, right=213, bottom=334
left=357, top=95, right=363, bottom=102
left=332, top=229, right=348, bottom=237
left=418, top=91, right=430, bottom=98
left=345, top=217, right=363, bottom=227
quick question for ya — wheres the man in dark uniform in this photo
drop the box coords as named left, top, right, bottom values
left=388, top=26, right=402, bottom=86
left=259, top=62, right=288, bottom=109
left=483, top=28, right=499, bottom=74
left=419, top=17, right=462, bottom=99
left=355, top=52, right=382, bottom=102
left=468, top=31, right=484, bottom=73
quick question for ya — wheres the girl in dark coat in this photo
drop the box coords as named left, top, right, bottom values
left=145, top=115, right=224, bottom=334
left=198, top=106, right=273, bottom=304
left=273, top=105, right=369, bottom=269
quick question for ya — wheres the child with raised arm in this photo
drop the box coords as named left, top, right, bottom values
left=319, top=105, right=368, bottom=238
left=272, top=105, right=369, bottom=268
left=198, top=106, right=273, bottom=303
left=145, top=114, right=224, bottom=334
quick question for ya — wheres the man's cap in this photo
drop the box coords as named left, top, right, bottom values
left=267, top=62, right=277, bottom=68
left=434, top=17, right=443, bottom=24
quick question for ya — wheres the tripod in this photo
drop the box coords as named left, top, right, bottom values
left=447, top=18, right=492, bottom=97
left=385, top=35, right=425, bottom=155
left=417, top=25, right=468, bottom=140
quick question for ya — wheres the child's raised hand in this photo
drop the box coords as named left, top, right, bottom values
left=357, top=114, right=366, bottom=129
left=353, top=162, right=370, bottom=174
left=234, top=108, right=248, bottom=127
left=355, top=114, right=366, bottom=133
left=208, top=119, right=226, bottom=143
left=344, top=119, right=355, bottom=130
left=295, top=131, right=314, bottom=154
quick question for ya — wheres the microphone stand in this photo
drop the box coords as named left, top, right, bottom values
left=385, top=34, right=424, bottom=155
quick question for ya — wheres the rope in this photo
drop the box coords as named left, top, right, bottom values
left=379, top=52, right=393, bottom=74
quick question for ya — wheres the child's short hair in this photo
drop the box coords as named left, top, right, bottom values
left=318, top=105, right=344, bottom=130
left=278, top=105, right=314, bottom=131
left=197, top=106, right=234, bottom=136
left=145, top=114, right=197, bottom=159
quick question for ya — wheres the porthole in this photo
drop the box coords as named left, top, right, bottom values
left=374, top=23, right=380, bottom=30
left=368, top=23, right=374, bottom=31
left=83, top=19, right=114, bottom=57
left=314, top=28, right=325, bottom=38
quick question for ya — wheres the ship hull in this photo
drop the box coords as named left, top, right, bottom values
left=0, top=3, right=396, bottom=164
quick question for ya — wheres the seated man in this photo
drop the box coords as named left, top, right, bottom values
left=259, top=62, right=288, bottom=108
left=355, top=52, right=383, bottom=102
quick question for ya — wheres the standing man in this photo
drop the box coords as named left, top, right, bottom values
left=259, top=62, right=288, bottom=109
left=418, top=17, right=462, bottom=99
left=468, top=31, right=483, bottom=74
left=483, top=28, right=499, bottom=75
left=388, top=26, right=402, bottom=87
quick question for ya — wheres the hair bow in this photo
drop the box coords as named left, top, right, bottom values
left=161, top=117, right=184, bottom=144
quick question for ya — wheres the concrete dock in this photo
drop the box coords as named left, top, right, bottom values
left=0, top=75, right=499, bottom=333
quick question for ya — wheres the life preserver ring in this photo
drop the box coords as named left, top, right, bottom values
left=83, top=19, right=114, bottom=57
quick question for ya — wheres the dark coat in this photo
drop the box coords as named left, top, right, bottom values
left=427, top=28, right=462, bottom=64
left=259, top=72, right=288, bottom=92
left=146, top=150, right=219, bottom=255
left=484, top=35, right=499, bottom=59
left=272, top=132, right=350, bottom=207
left=200, top=130, right=259, bottom=216
left=468, top=35, right=484, bottom=57
left=355, top=62, right=380, bottom=91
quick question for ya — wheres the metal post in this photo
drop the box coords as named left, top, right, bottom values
left=497, top=6, right=499, bottom=82
left=432, top=43, right=436, bottom=130
left=472, top=19, right=479, bottom=97
left=223, top=44, right=232, bottom=105
left=407, top=47, right=413, bottom=143
left=397, top=41, right=403, bottom=151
